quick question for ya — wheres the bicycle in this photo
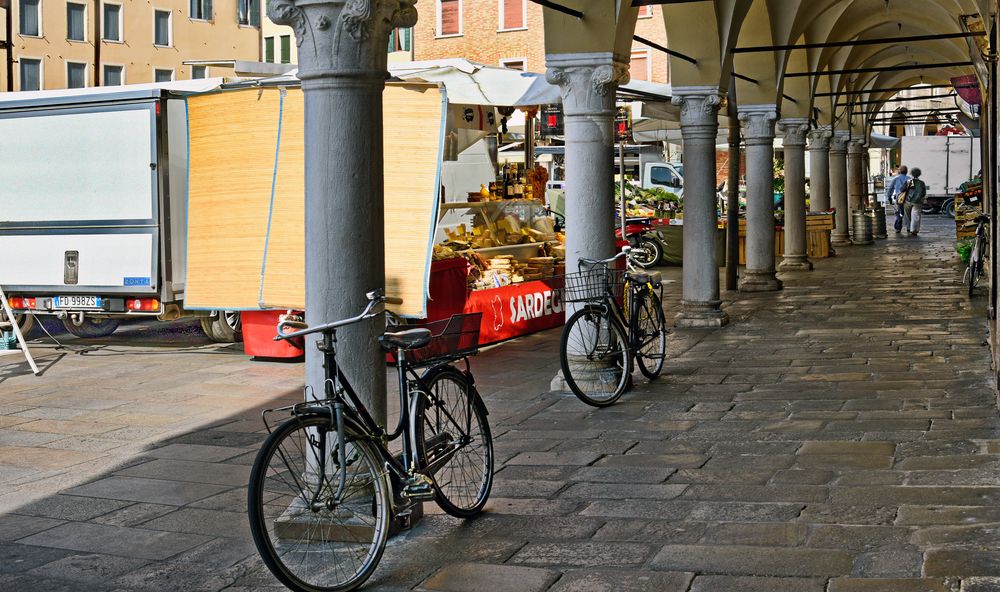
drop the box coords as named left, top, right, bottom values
left=247, top=290, right=494, bottom=592
left=559, top=247, right=668, bottom=407
left=964, top=213, right=990, bottom=298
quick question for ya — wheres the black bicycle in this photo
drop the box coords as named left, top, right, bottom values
left=965, top=213, right=990, bottom=298
left=247, top=290, right=493, bottom=592
left=558, top=248, right=668, bottom=407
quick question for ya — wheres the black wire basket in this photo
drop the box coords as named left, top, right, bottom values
left=391, top=312, right=483, bottom=366
left=562, top=266, right=625, bottom=303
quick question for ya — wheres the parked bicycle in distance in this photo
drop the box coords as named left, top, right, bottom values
left=247, top=290, right=493, bottom=592
left=559, top=247, right=668, bottom=407
left=965, top=213, right=990, bottom=298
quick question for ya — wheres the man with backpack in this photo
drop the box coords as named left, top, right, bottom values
left=902, top=168, right=928, bottom=235
left=885, top=165, right=912, bottom=233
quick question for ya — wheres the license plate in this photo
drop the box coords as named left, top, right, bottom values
left=53, top=296, right=102, bottom=309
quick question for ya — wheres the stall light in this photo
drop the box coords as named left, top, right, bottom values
left=9, top=297, right=36, bottom=309
left=127, top=298, right=160, bottom=312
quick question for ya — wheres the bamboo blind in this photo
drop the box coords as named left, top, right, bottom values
left=185, top=83, right=444, bottom=317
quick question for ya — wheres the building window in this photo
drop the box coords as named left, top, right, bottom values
left=19, top=58, right=42, bottom=90
left=192, top=65, right=208, bottom=79
left=103, top=64, right=124, bottom=85
left=189, top=0, right=211, bottom=20
left=437, top=0, right=460, bottom=37
left=637, top=4, right=653, bottom=18
left=154, top=68, right=173, bottom=82
left=102, top=3, right=121, bottom=41
left=388, top=27, right=411, bottom=52
left=629, top=48, right=650, bottom=82
left=498, top=0, right=525, bottom=31
left=500, top=58, right=525, bottom=71
left=237, top=0, right=259, bottom=26
left=67, top=2, right=86, bottom=41
left=19, top=0, right=41, bottom=36
left=66, top=61, right=87, bottom=88
left=153, top=9, right=171, bottom=46
left=264, top=36, right=274, bottom=62
left=280, top=34, right=290, bottom=64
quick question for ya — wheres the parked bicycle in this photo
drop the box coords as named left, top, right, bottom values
left=965, top=213, right=990, bottom=298
left=247, top=290, right=493, bottom=592
left=559, top=247, right=668, bottom=407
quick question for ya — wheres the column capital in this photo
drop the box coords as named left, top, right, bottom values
left=777, top=118, right=810, bottom=147
left=738, top=104, right=778, bottom=145
left=268, top=0, right=416, bottom=80
left=808, top=127, right=832, bottom=150
left=829, top=131, right=851, bottom=155
left=847, top=138, right=867, bottom=154
left=545, top=52, right=629, bottom=117
left=671, top=86, right=723, bottom=140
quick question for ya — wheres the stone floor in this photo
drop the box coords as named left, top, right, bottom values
left=0, top=214, right=998, bottom=591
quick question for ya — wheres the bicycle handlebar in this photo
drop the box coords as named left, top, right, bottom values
left=578, top=247, right=633, bottom=271
left=274, top=289, right=400, bottom=341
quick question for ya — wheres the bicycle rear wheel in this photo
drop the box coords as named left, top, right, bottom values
left=560, top=305, right=631, bottom=407
left=416, top=366, right=494, bottom=518
left=968, top=239, right=982, bottom=298
left=635, top=289, right=667, bottom=379
left=248, top=415, right=390, bottom=592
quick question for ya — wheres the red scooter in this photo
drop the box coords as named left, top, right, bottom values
left=615, top=216, right=666, bottom=269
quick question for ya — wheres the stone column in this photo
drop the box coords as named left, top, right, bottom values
left=778, top=119, right=812, bottom=271
left=808, top=128, right=831, bottom=211
left=738, top=105, right=782, bottom=292
left=829, top=131, right=851, bottom=246
left=672, top=87, right=729, bottom=327
left=269, top=0, right=416, bottom=421
left=847, top=139, right=866, bottom=219
left=546, top=53, right=629, bottom=285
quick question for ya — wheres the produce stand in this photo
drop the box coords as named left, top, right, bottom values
left=733, top=212, right=834, bottom=265
left=955, top=178, right=983, bottom=239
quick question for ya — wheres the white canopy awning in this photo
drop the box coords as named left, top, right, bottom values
left=389, top=59, right=561, bottom=107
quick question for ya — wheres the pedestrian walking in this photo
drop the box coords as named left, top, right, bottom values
left=903, top=168, right=928, bottom=235
left=884, top=165, right=912, bottom=233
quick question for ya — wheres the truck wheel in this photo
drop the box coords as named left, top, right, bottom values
left=1, top=311, right=33, bottom=336
left=944, top=199, right=956, bottom=218
left=202, top=311, right=242, bottom=343
left=62, top=317, right=119, bottom=338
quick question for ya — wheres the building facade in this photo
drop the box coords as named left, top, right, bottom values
left=0, top=0, right=261, bottom=91
left=411, top=0, right=670, bottom=83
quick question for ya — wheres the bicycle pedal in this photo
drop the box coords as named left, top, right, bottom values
left=402, top=475, right=436, bottom=502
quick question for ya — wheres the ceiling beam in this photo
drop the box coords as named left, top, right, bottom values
left=836, top=93, right=957, bottom=106
left=854, top=107, right=964, bottom=115
left=787, top=61, right=975, bottom=78
left=733, top=31, right=985, bottom=54
left=528, top=0, right=583, bottom=19
left=814, top=83, right=970, bottom=97
left=633, top=35, right=698, bottom=65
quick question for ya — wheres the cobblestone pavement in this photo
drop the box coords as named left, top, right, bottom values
left=0, top=214, right=997, bottom=592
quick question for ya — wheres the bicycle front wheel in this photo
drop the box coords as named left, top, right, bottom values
left=635, top=289, right=667, bottom=379
left=560, top=305, right=631, bottom=407
left=416, top=366, right=494, bottom=518
left=248, top=415, right=391, bottom=592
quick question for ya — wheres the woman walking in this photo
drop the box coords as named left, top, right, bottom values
left=903, top=168, right=928, bottom=235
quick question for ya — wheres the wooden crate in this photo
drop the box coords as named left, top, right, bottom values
left=736, top=214, right=833, bottom=264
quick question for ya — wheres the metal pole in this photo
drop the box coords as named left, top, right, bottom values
left=726, top=76, right=740, bottom=291
left=619, top=140, right=627, bottom=242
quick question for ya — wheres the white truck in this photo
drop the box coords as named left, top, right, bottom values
left=534, top=144, right=685, bottom=197
left=0, top=84, right=240, bottom=341
left=900, top=135, right=981, bottom=198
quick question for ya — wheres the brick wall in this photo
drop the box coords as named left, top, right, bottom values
left=715, top=149, right=747, bottom=187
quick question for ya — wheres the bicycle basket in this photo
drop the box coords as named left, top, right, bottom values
left=394, top=312, right=483, bottom=366
left=562, top=267, right=626, bottom=303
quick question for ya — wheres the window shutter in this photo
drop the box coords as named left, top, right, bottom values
left=503, top=0, right=522, bottom=29
left=439, top=0, right=458, bottom=35
left=205, top=0, right=212, bottom=19
left=629, top=51, right=648, bottom=82
left=249, top=0, right=260, bottom=27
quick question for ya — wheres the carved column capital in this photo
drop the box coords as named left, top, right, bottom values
left=671, top=86, right=722, bottom=140
left=545, top=52, right=629, bottom=117
left=268, top=0, right=417, bottom=80
left=777, top=118, right=810, bottom=148
left=829, top=131, right=851, bottom=155
left=738, top=105, right=778, bottom=146
left=808, top=127, right=832, bottom=150
left=847, top=138, right=867, bottom=155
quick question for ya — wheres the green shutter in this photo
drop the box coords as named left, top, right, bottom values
left=280, top=35, right=290, bottom=64
left=249, top=0, right=260, bottom=27
left=265, top=37, right=274, bottom=62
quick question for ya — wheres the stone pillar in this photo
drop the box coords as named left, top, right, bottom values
left=672, top=87, right=729, bottom=327
left=847, top=139, right=866, bottom=220
left=269, top=0, right=416, bottom=421
left=829, top=131, right=851, bottom=247
left=778, top=119, right=812, bottom=272
left=808, top=128, right=831, bottom=211
left=545, top=53, right=629, bottom=288
left=738, top=105, right=782, bottom=292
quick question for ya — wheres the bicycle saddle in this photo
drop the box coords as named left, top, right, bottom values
left=629, top=270, right=663, bottom=287
left=379, top=328, right=432, bottom=351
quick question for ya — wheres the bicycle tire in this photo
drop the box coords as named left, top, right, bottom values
left=635, top=289, right=667, bottom=379
left=248, top=414, right=391, bottom=592
left=560, top=305, right=631, bottom=407
left=969, top=237, right=982, bottom=298
left=415, top=366, right=494, bottom=518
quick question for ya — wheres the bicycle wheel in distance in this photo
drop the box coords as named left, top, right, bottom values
left=560, top=305, right=631, bottom=407
left=248, top=415, right=391, bottom=592
left=968, top=240, right=982, bottom=298
left=416, top=366, right=494, bottom=518
left=635, top=289, right=667, bottom=379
